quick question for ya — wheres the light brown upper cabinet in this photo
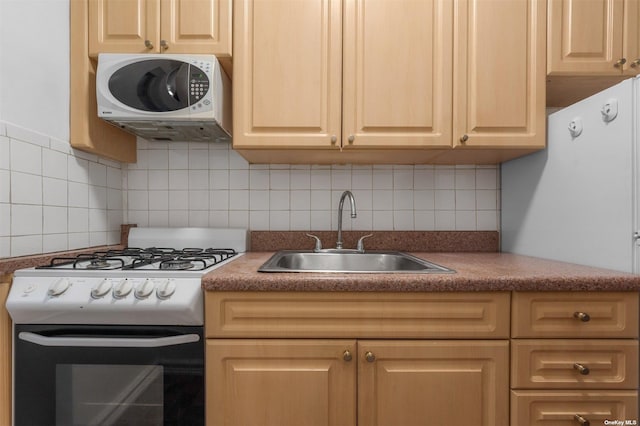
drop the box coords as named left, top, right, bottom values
left=451, top=0, right=546, bottom=153
left=548, top=0, right=640, bottom=75
left=88, top=0, right=232, bottom=57
left=233, top=0, right=546, bottom=165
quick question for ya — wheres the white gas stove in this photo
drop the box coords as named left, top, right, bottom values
left=6, top=227, right=248, bottom=326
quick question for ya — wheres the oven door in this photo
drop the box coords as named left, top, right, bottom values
left=13, top=324, right=204, bottom=426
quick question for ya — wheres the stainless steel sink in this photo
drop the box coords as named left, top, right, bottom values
left=258, top=251, right=455, bottom=274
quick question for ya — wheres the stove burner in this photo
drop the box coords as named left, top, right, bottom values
left=160, top=260, right=196, bottom=270
left=85, top=259, right=112, bottom=270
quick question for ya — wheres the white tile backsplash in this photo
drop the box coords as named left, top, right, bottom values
left=89, top=186, right=107, bottom=210
left=11, top=204, right=43, bottom=235
left=11, top=235, right=43, bottom=257
left=88, top=162, right=107, bottom=187
left=11, top=172, right=42, bottom=205
left=68, top=157, right=89, bottom=184
left=43, top=148, right=68, bottom=179
left=68, top=208, right=89, bottom=233
left=0, top=136, right=10, bottom=170
left=1, top=120, right=124, bottom=257
left=189, top=149, right=209, bottom=170
left=1, top=173, right=14, bottom=202
left=0, top=204, right=10, bottom=236
left=10, top=139, right=42, bottom=175
left=42, top=233, right=68, bottom=253
left=43, top=206, right=68, bottom=234
left=189, top=190, right=209, bottom=210
left=68, top=182, right=89, bottom=208
left=43, top=178, right=68, bottom=207
left=435, top=168, right=455, bottom=189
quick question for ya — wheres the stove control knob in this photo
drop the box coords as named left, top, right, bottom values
left=91, top=279, right=112, bottom=299
left=48, top=278, right=71, bottom=297
left=135, top=279, right=155, bottom=299
left=113, top=279, right=133, bottom=299
left=156, top=279, right=177, bottom=300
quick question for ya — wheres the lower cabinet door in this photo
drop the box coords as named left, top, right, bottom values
left=206, top=339, right=356, bottom=426
left=511, top=390, right=639, bottom=426
left=358, top=340, right=510, bottom=426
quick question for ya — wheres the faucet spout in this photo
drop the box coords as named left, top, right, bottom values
left=337, top=191, right=356, bottom=249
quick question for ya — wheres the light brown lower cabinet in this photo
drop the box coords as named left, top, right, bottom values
left=511, top=292, right=639, bottom=426
left=205, top=291, right=640, bottom=425
left=206, top=339, right=509, bottom=426
left=511, top=390, right=638, bottom=425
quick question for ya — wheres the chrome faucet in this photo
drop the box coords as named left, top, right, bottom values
left=336, top=191, right=356, bottom=249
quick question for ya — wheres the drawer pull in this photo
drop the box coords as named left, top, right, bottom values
left=365, top=351, right=376, bottom=363
left=343, top=350, right=352, bottom=362
left=573, top=311, right=591, bottom=322
left=574, top=414, right=590, bottom=426
left=573, top=363, right=590, bottom=375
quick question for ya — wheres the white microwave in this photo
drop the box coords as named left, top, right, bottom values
left=96, top=53, right=231, bottom=142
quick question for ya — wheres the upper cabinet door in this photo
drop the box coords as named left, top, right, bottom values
left=548, top=0, right=625, bottom=75
left=160, top=0, right=231, bottom=55
left=341, top=0, right=453, bottom=149
left=89, top=0, right=231, bottom=56
left=232, top=0, right=343, bottom=149
left=623, top=0, right=640, bottom=74
left=89, top=0, right=160, bottom=54
left=453, top=0, right=546, bottom=149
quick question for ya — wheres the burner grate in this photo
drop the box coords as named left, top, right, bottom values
left=36, top=247, right=238, bottom=271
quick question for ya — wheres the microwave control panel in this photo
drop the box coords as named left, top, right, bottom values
left=189, top=63, right=210, bottom=105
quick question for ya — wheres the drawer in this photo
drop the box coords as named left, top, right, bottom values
left=512, top=292, right=639, bottom=338
left=205, top=291, right=511, bottom=338
left=512, top=339, right=639, bottom=389
left=511, top=390, right=638, bottom=426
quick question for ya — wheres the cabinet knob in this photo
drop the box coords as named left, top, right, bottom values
left=631, top=59, right=640, bottom=68
left=460, top=134, right=469, bottom=143
left=160, top=39, right=168, bottom=50
left=348, top=135, right=355, bottom=144
left=343, top=350, right=353, bottom=362
left=144, top=39, right=154, bottom=50
left=573, top=311, right=591, bottom=322
left=573, top=363, right=590, bottom=375
left=365, top=351, right=376, bottom=363
left=331, top=135, right=337, bottom=145
left=614, top=58, right=627, bottom=68
left=574, top=414, right=590, bottom=426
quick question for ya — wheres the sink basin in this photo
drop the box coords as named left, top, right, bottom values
left=258, top=251, right=455, bottom=274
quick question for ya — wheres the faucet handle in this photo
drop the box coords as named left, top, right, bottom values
left=356, top=234, right=374, bottom=253
left=306, top=233, right=323, bottom=252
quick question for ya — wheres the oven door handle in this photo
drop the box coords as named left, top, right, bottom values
left=18, top=331, right=200, bottom=348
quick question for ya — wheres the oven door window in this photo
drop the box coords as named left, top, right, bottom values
left=14, top=325, right=204, bottom=426
left=56, top=364, right=163, bottom=426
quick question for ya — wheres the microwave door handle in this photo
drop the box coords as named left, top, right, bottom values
left=174, top=63, right=190, bottom=104
left=18, top=331, right=200, bottom=348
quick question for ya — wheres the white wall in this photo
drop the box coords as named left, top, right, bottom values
left=0, top=0, right=124, bottom=257
left=0, top=0, right=69, bottom=140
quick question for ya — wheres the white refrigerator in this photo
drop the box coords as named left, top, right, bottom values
left=501, top=76, right=640, bottom=273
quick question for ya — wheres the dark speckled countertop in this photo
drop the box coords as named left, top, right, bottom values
left=202, top=252, right=640, bottom=292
